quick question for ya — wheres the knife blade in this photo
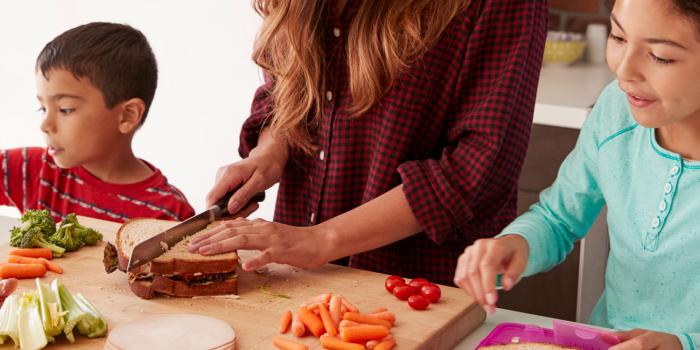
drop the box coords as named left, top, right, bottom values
left=126, top=189, right=265, bottom=272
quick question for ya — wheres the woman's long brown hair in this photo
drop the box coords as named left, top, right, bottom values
left=252, top=0, right=469, bottom=153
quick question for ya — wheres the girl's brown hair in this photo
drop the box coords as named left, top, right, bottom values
left=252, top=0, right=469, bottom=153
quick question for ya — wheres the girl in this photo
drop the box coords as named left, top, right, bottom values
left=189, top=0, right=547, bottom=285
left=454, top=1, right=700, bottom=349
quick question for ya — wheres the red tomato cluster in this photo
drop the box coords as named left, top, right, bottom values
left=384, top=275, right=442, bottom=310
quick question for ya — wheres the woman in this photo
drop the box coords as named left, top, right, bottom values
left=190, top=0, right=547, bottom=285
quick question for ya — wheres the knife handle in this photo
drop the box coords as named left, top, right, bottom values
left=215, top=188, right=266, bottom=214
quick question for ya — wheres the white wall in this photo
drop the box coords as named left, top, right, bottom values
left=0, top=1, right=278, bottom=220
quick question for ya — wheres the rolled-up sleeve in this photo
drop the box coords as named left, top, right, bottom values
left=398, top=1, right=547, bottom=244
left=238, top=75, right=275, bottom=158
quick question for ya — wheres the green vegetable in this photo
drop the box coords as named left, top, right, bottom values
left=48, top=214, right=103, bottom=251
left=74, top=293, right=107, bottom=338
left=11, top=227, right=65, bottom=258
left=9, top=210, right=64, bottom=258
left=35, top=279, right=65, bottom=340
left=17, top=291, right=48, bottom=350
left=257, top=284, right=291, bottom=299
left=0, top=294, right=20, bottom=347
left=53, top=281, right=87, bottom=343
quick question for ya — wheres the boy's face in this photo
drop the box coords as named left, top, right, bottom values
left=36, top=69, right=123, bottom=169
left=607, top=0, right=700, bottom=129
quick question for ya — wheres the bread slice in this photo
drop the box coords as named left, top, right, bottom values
left=116, top=218, right=238, bottom=275
left=116, top=218, right=240, bottom=299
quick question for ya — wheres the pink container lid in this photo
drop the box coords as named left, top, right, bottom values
left=477, top=320, right=619, bottom=350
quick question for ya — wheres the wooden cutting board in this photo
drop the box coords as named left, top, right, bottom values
left=0, top=216, right=485, bottom=349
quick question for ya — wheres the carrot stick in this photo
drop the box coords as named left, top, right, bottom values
left=318, top=303, right=338, bottom=337
left=339, top=320, right=361, bottom=328
left=291, top=312, right=306, bottom=337
left=367, top=311, right=395, bottom=325
left=7, top=255, right=62, bottom=274
left=306, top=303, right=320, bottom=311
left=366, top=340, right=379, bottom=349
left=272, top=336, right=309, bottom=350
left=279, top=310, right=292, bottom=334
left=375, top=339, right=396, bottom=350
left=339, top=296, right=359, bottom=313
left=8, top=248, right=52, bottom=260
left=329, top=295, right=342, bottom=326
left=369, top=307, right=387, bottom=314
left=38, top=258, right=63, bottom=274
left=0, top=263, right=46, bottom=279
left=340, top=325, right=389, bottom=343
left=343, top=312, right=392, bottom=328
left=298, top=307, right=325, bottom=337
left=320, top=334, right=366, bottom=350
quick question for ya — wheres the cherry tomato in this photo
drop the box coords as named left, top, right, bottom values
left=420, top=283, right=442, bottom=303
left=385, top=275, right=405, bottom=293
left=393, top=284, right=416, bottom=301
left=407, top=294, right=430, bottom=310
left=408, top=278, right=431, bottom=289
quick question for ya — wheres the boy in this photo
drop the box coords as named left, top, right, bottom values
left=0, top=22, right=194, bottom=222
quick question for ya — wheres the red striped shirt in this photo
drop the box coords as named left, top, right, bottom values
left=0, top=147, right=194, bottom=223
left=240, top=0, right=547, bottom=284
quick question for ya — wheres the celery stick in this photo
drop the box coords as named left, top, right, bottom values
left=74, top=294, right=107, bottom=338
left=18, top=291, right=48, bottom=350
left=35, top=279, right=65, bottom=339
left=0, top=293, right=20, bottom=347
left=52, top=280, right=86, bottom=343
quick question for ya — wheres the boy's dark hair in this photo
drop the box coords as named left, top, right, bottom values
left=36, top=22, right=158, bottom=125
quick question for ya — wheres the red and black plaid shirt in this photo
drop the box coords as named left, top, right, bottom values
left=240, top=0, right=547, bottom=285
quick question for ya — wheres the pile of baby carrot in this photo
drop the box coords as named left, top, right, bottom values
left=273, top=293, right=396, bottom=350
left=0, top=248, right=63, bottom=279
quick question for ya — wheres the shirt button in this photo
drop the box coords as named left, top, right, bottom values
left=310, top=212, right=315, bottom=223
left=326, top=91, right=333, bottom=101
left=651, top=217, right=660, bottom=229
left=671, top=165, right=680, bottom=176
left=659, top=200, right=667, bottom=212
left=319, top=150, right=325, bottom=161
left=333, top=27, right=341, bottom=37
left=664, top=182, right=673, bottom=194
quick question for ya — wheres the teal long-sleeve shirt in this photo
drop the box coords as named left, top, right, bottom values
left=499, top=82, right=699, bottom=350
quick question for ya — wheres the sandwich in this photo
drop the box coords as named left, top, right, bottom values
left=103, top=218, right=238, bottom=299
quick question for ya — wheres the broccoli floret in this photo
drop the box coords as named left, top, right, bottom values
left=18, top=209, right=56, bottom=237
left=19, top=227, right=65, bottom=258
left=48, top=224, right=82, bottom=251
left=48, top=214, right=103, bottom=251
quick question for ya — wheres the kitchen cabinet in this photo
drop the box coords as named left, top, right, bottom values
left=497, top=63, right=615, bottom=322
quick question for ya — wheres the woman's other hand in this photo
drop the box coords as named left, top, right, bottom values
left=453, top=235, right=529, bottom=314
left=188, top=218, right=332, bottom=271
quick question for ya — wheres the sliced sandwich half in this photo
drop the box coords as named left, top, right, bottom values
left=107, top=218, right=239, bottom=299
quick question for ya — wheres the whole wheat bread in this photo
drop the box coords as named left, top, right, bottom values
left=116, top=218, right=239, bottom=275
left=116, top=218, right=239, bottom=299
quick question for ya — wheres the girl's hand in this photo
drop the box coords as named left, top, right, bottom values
left=453, top=235, right=529, bottom=314
left=188, top=218, right=333, bottom=271
left=206, top=129, right=288, bottom=215
left=610, top=329, right=682, bottom=350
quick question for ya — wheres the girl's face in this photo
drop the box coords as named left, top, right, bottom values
left=607, top=0, right=700, bottom=129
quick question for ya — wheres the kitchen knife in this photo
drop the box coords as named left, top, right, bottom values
left=126, top=189, right=265, bottom=272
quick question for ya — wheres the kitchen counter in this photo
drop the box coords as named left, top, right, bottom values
left=0, top=215, right=560, bottom=349
left=534, top=63, right=615, bottom=129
